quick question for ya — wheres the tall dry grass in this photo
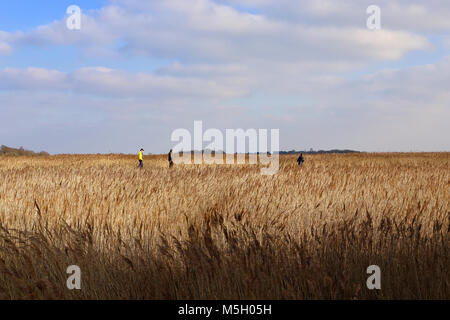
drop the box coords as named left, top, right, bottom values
left=0, top=153, right=448, bottom=299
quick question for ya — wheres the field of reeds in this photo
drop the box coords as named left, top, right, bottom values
left=0, top=153, right=448, bottom=299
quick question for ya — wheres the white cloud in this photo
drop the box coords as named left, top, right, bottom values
left=0, top=42, right=11, bottom=55
left=0, top=0, right=448, bottom=152
left=0, top=66, right=248, bottom=100
left=443, top=36, right=450, bottom=50
left=2, top=0, right=431, bottom=66
left=0, top=67, right=67, bottom=90
left=0, top=31, right=12, bottom=56
left=1, top=56, right=449, bottom=152
left=221, top=0, right=450, bottom=32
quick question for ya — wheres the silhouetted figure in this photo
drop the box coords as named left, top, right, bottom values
left=297, top=153, right=304, bottom=166
left=168, top=149, right=174, bottom=168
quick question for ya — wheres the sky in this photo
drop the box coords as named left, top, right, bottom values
left=0, top=0, right=449, bottom=154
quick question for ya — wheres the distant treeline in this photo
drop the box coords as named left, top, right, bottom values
left=176, top=149, right=361, bottom=155
left=0, top=145, right=49, bottom=156
left=279, top=149, right=361, bottom=155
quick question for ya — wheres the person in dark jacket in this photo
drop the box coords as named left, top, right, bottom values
left=168, top=149, right=174, bottom=168
left=297, top=153, right=304, bottom=166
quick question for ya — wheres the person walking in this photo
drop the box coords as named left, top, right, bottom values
left=168, top=149, right=174, bottom=168
left=297, top=153, right=304, bottom=166
left=138, top=148, right=144, bottom=168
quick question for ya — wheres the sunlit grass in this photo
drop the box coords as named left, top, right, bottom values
left=0, top=153, right=448, bottom=299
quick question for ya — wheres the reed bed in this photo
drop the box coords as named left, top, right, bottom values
left=0, top=153, right=448, bottom=299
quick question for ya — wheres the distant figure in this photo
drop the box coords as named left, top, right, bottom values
left=168, top=149, right=174, bottom=168
left=138, top=148, right=144, bottom=168
left=297, top=153, right=304, bottom=166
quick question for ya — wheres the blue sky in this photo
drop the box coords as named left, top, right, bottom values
left=0, top=1, right=169, bottom=73
left=0, top=0, right=449, bottom=153
left=0, top=1, right=106, bottom=32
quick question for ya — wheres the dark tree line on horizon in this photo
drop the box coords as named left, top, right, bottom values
left=0, top=144, right=361, bottom=157
left=0, top=145, right=49, bottom=156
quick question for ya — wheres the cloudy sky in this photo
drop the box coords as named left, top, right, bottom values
left=0, top=0, right=449, bottom=154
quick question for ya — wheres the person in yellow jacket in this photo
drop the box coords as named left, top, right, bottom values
left=138, top=148, right=144, bottom=168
